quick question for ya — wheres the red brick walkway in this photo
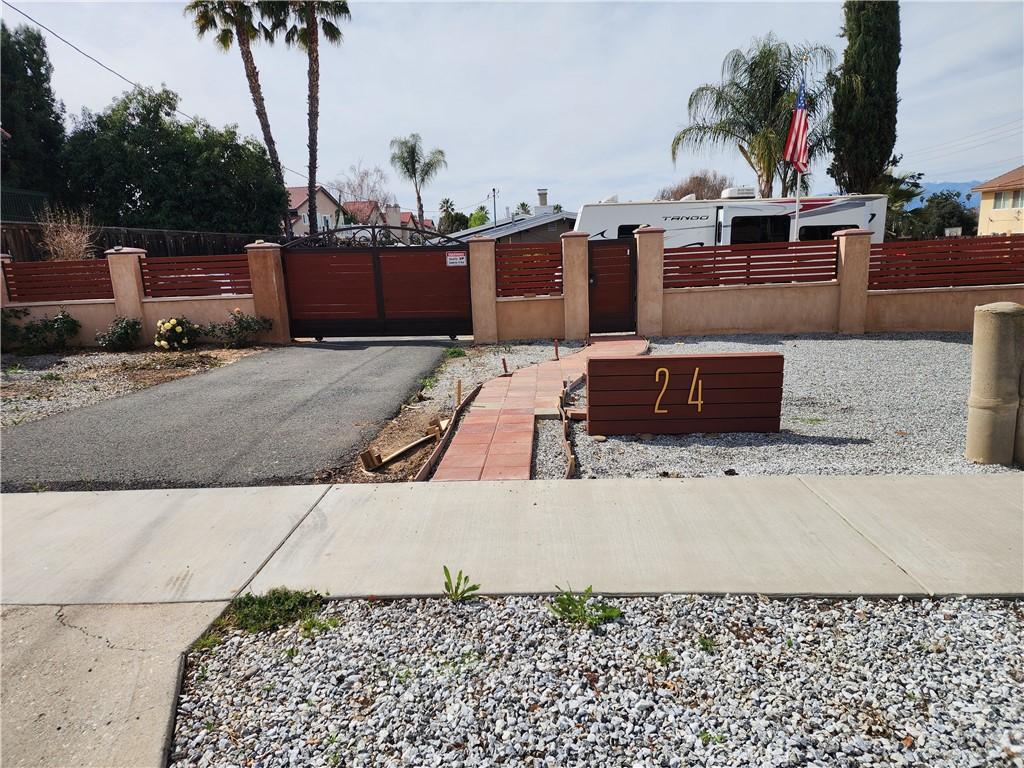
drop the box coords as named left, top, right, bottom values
left=432, top=337, right=648, bottom=481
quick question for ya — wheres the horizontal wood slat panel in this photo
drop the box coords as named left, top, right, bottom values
left=587, top=353, right=783, bottom=435
left=868, top=234, right=1024, bottom=289
left=664, top=240, right=837, bottom=288
left=495, top=242, right=562, bottom=297
left=140, top=255, right=251, bottom=297
left=3, top=260, right=114, bottom=302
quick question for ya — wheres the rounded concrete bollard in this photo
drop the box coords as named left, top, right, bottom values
left=965, top=301, right=1024, bottom=465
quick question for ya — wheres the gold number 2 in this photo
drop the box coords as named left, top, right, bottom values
left=654, top=367, right=670, bottom=414
left=688, top=367, right=703, bottom=413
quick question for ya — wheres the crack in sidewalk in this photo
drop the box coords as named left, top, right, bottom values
left=55, top=605, right=149, bottom=653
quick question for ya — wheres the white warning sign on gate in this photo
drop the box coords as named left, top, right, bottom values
left=446, top=251, right=467, bottom=267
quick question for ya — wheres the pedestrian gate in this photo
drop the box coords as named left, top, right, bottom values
left=588, top=239, right=637, bottom=334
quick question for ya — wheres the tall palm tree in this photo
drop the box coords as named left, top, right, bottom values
left=389, top=133, right=447, bottom=229
left=438, top=197, right=456, bottom=232
left=516, top=201, right=531, bottom=215
left=185, top=0, right=289, bottom=231
left=275, top=1, right=350, bottom=235
left=671, top=34, right=834, bottom=198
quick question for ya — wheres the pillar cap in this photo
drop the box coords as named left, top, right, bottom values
left=104, top=247, right=146, bottom=256
left=832, top=228, right=872, bottom=238
left=245, top=241, right=282, bottom=250
left=468, top=235, right=496, bottom=243
left=634, top=226, right=665, bottom=235
left=975, top=301, right=1024, bottom=316
left=560, top=231, right=590, bottom=239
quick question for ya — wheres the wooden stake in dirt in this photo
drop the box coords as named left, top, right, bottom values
left=455, top=378, right=462, bottom=407
left=554, top=339, right=559, bottom=360
left=502, top=358, right=509, bottom=374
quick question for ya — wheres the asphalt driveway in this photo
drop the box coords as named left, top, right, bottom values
left=0, top=340, right=447, bottom=491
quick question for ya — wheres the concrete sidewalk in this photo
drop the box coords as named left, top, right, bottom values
left=2, top=475, right=1021, bottom=767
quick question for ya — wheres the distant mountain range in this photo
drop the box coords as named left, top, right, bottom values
left=906, top=181, right=982, bottom=209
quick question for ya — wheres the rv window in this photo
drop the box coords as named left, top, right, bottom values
left=799, top=225, right=856, bottom=241
left=730, top=215, right=790, bottom=244
left=617, top=225, right=641, bottom=239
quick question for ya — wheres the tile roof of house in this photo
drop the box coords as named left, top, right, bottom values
left=341, top=200, right=381, bottom=222
left=449, top=210, right=577, bottom=240
left=973, top=165, right=1024, bottom=192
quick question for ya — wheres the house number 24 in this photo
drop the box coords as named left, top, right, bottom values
left=654, top=367, right=703, bottom=415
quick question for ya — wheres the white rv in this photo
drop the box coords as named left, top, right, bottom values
left=574, top=188, right=888, bottom=249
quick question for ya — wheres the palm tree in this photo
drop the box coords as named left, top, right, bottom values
left=275, top=1, right=350, bottom=235
left=671, top=34, right=834, bottom=198
left=437, top=197, right=455, bottom=232
left=185, top=1, right=289, bottom=231
left=516, top=201, right=531, bottom=215
left=389, top=133, right=447, bottom=230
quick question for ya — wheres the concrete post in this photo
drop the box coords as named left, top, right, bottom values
left=104, top=247, right=146, bottom=321
left=965, top=301, right=1024, bottom=465
left=634, top=227, right=665, bottom=337
left=834, top=229, right=871, bottom=334
left=245, top=241, right=291, bottom=343
left=468, top=236, right=498, bottom=344
left=561, top=231, right=590, bottom=340
left=0, top=255, right=11, bottom=307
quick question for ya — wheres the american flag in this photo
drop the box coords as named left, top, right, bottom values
left=783, top=76, right=809, bottom=173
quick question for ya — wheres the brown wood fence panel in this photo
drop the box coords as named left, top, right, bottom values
left=1, top=221, right=280, bottom=261
left=495, top=242, right=563, bottom=297
left=587, top=353, right=784, bottom=436
left=869, top=234, right=1024, bottom=289
left=140, top=255, right=252, bottom=298
left=2, top=259, right=114, bottom=302
left=664, top=240, right=838, bottom=288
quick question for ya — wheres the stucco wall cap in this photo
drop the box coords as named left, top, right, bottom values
left=469, top=235, right=496, bottom=242
left=103, top=246, right=146, bottom=256
left=975, top=301, right=1024, bottom=316
left=245, top=241, right=282, bottom=250
left=634, top=226, right=666, bottom=235
left=832, top=228, right=873, bottom=238
left=560, top=231, right=590, bottom=239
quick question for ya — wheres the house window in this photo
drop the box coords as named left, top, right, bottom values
left=302, top=213, right=309, bottom=224
left=799, top=224, right=856, bottom=241
left=730, top=215, right=790, bottom=244
left=1013, top=190, right=1024, bottom=209
left=994, top=191, right=1010, bottom=209
left=322, top=215, right=330, bottom=229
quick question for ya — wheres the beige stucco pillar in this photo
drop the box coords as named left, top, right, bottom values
left=469, top=236, right=498, bottom=344
left=105, top=247, right=146, bottom=321
left=0, top=255, right=11, bottom=307
left=635, top=227, right=665, bottom=337
left=834, top=229, right=871, bottom=334
left=245, top=241, right=291, bottom=344
left=561, top=231, right=590, bottom=340
left=965, top=301, right=1024, bottom=465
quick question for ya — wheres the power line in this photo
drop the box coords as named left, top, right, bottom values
left=898, top=117, right=1023, bottom=158
left=921, top=154, right=1024, bottom=178
left=900, top=126, right=1023, bottom=163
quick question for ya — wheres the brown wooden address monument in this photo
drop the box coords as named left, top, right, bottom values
left=586, top=353, right=784, bottom=436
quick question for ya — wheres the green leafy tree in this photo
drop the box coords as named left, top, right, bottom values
left=467, top=205, right=489, bottom=228
left=516, top=201, right=531, bottom=215
left=0, top=22, right=66, bottom=198
left=276, top=1, right=351, bottom=235
left=874, top=164, right=923, bottom=239
left=671, top=34, right=834, bottom=198
left=61, top=87, right=286, bottom=232
left=552, top=203, right=563, bottom=213
left=910, top=190, right=978, bottom=239
left=438, top=197, right=466, bottom=233
left=828, top=0, right=902, bottom=193
left=389, top=133, right=447, bottom=230
left=185, top=1, right=289, bottom=231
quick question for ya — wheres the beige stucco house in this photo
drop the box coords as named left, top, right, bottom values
left=287, top=186, right=344, bottom=236
left=973, top=166, right=1024, bottom=235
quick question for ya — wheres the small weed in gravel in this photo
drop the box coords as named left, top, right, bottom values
left=699, top=730, right=727, bottom=746
left=4, top=364, right=26, bottom=374
left=647, top=648, right=674, bottom=666
left=192, top=588, right=325, bottom=651
left=699, top=634, right=719, bottom=653
left=419, top=375, right=438, bottom=390
left=549, top=585, right=621, bottom=628
left=300, top=615, right=338, bottom=637
left=442, top=565, right=480, bottom=602
left=443, top=346, right=467, bottom=359
left=39, top=372, right=62, bottom=382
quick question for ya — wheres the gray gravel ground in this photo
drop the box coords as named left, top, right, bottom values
left=572, top=333, right=1019, bottom=478
left=532, top=418, right=568, bottom=479
left=171, top=595, right=1023, bottom=768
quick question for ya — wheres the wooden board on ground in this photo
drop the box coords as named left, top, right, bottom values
left=586, top=353, right=783, bottom=435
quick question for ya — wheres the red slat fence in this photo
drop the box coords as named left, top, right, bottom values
left=868, top=234, right=1024, bottom=290
left=2, top=259, right=114, bottom=302
left=140, top=255, right=252, bottom=298
left=494, top=242, right=563, bottom=297
left=663, top=240, right=839, bottom=288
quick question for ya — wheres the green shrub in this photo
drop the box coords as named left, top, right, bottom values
left=549, top=585, right=621, bottom=628
left=3, top=308, right=81, bottom=355
left=191, top=588, right=326, bottom=652
left=205, top=309, right=271, bottom=348
left=96, top=316, right=142, bottom=351
left=153, top=316, right=199, bottom=351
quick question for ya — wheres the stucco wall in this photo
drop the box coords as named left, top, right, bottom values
left=140, top=295, right=256, bottom=342
left=662, top=282, right=840, bottom=336
left=4, top=299, right=118, bottom=347
left=496, top=296, right=565, bottom=341
left=976, top=191, right=1024, bottom=236
left=866, top=284, right=1024, bottom=332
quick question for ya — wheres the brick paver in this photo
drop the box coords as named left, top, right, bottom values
left=432, top=336, right=648, bottom=481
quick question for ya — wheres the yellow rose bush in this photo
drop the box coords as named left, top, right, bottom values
left=154, top=316, right=200, bottom=351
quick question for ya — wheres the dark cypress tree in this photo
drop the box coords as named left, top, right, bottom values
left=828, top=1, right=902, bottom=193
left=0, top=22, right=66, bottom=198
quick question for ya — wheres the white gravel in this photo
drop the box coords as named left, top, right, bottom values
left=532, top=419, right=568, bottom=479
left=573, top=333, right=1019, bottom=478
left=170, top=594, right=1024, bottom=767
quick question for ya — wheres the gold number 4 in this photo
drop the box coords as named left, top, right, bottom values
left=654, top=367, right=670, bottom=414
left=688, top=366, right=703, bottom=413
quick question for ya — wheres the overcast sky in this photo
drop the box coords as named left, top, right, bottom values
left=7, top=1, right=1023, bottom=215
